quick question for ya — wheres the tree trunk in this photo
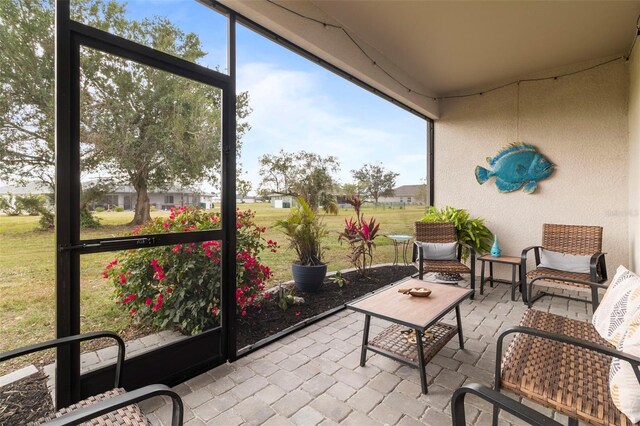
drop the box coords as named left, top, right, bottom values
left=131, top=184, right=151, bottom=225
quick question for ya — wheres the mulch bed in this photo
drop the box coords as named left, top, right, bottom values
left=0, top=265, right=416, bottom=423
left=237, top=264, right=417, bottom=349
left=0, top=370, right=53, bottom=424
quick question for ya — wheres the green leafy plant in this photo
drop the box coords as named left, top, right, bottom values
left=332, top=271, right=348, bottom=288
left=95, top=207, right=106, bottom=213
left=114, top=206, right=125, bottom=212
left=103, top=206, right=278, bottom=335
left=0, top=194, right=22, bottom=216
left=275, top=197, right=327, bottom=266
left=420, top=206, right=493, bottom=260
left=38, top=209, right=54, bottom=230
left=338, top=196, right=380, bottom=277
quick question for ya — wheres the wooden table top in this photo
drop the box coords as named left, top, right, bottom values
left=477, top=254, right=521, bottom=264
left=346, top=278, right=472, bottom=329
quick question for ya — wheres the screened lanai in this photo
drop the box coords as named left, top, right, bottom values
left=2, top=1, right=640, bottom=425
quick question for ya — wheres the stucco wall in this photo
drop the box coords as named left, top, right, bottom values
left=435, top=59, right=629, bottom=280
left=629, top=41, right=640, bottom=270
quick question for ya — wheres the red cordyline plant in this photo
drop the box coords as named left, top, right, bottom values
left=338, top=196, right=380, bottom=276
left=103, top=206, right=279, bottom=335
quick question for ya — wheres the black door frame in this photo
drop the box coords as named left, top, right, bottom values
left=55, top=1, right=237, bottom=407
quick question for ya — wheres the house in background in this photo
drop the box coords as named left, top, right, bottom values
left=96, top=185, right=216, bottom=210
left=0, top=182, right=54, bottom=206
left=377, top=184, right=427, bottom=205
left=269, top=194, right=295, bottom=208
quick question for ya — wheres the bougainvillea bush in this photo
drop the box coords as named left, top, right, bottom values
left=103, top=206, right=278, bottom=335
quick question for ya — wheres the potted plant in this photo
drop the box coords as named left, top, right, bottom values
left=275, top=197, right=328, bottom=292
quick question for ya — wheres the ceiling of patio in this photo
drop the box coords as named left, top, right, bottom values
left=216, top=0, right=640, bottom=119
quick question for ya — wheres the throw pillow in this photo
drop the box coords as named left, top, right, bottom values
left=417, top=242, right=457, bottom=261
left=538, top=249, right=591, bottom=274
left=609, top=307, right=640, bottom=423
left=593, top=265, right=640, bottom=346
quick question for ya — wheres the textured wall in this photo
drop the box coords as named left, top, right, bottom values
left=436, top=59, right=629, bottom=280
left=629, top=41, right=640, bottom=270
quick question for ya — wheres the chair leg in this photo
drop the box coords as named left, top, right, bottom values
left=469, top=272, right=475, bottom=300
left=591, top=286, right=599, bottom=313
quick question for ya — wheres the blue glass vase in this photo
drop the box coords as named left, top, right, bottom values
left=490, top=235, right=501, bottom=257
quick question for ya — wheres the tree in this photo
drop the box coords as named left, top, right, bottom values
left=1, top=0, right=251, bottom=225
left=237, top=178, right=252, bottom=199
left=341, top=183, right=359, bottom=197
left=258, top=150, right=340, bottom=213
left=351, top=162, right=399, bottom=204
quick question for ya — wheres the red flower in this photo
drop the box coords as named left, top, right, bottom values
left=241, top=310, right=247, bottom=316
left=263, top=292, right=270, bottom=299
left=163, top=221, right=170, bottom=229
left=172, top=244, right=183, bottom=253
left=122, top=294, right=137, bottom=304
left=145, top=297, right=152, bottom=306
left=118, top=273, right=127, bottom=284
left=211, top=306, right=220, bottom=315
left=152, top=294, right=164, bottom=312
left=295, top=311, right=301, bottom=316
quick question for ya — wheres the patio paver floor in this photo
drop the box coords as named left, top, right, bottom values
left=142, top=279, right=594, bottom=425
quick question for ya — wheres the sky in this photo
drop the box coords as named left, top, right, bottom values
left=83, top=0, right=427, bottom=194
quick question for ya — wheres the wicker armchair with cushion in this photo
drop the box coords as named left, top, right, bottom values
left=492, top=269, right=640, bottom=426
left=522, top=223, right=607, bottom=311
left=414, top=222, right=476, bottom=298
left=0, top=332, right=183, bottom=425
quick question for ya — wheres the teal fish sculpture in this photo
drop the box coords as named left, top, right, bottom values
left=475, top=143, right=555, bottom=193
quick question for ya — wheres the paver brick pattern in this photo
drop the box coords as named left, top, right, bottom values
left=143, top=279, right=593, bottom=425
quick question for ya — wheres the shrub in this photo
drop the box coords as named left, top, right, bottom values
left=38, top=210, right=54, bottom=230
left=95, top=207, right=105, bottom=213
left=275, top=197, right=326, bottom=266
left=103, top=206, right=278, bottom=335
left=0, top=194, right=22, bottom=216
left=80, top=207, right=101, bottom=228
left=114, top=206, right=125, bottom=212
left=338, top=196, right=380, bottom=277
left=420, top=205, right=493, bottom=260
left=15, top=194, right=47, bottom=216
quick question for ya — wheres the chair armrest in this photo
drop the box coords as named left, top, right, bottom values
left=495, top=326, right=640, bottom=385
left=451, top=383, right=562, bottom=426
left=521, top=245, right=543, bottom=264
left=529, top=276, right=608, bottom=290
left=0, top=332, right=126, bottom=388
left=43, top=384, right=183, bottom=426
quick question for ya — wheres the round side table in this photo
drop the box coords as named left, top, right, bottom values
left=386, top=234, right=414, bottom=266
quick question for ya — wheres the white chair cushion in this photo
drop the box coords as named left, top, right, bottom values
left=609, top=307, right=640, bottom=423
left=417, top=242, right=457, bottom=261
left=538, top=249, right=591, bottom=274
left=593, top=265, right=640, bottom=346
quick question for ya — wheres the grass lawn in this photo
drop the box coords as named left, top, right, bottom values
left=0, top=203, right=425, bottom=371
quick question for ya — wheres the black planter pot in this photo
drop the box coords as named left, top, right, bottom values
left=291, top=262, right=327, bottom=293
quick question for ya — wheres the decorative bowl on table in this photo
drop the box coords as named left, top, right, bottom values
left=397, top=287, right=432, bottom=297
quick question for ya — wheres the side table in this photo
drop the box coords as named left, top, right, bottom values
left=478, top=254, right=526, bottom=302
left=386, top=234, right=413, bottom=266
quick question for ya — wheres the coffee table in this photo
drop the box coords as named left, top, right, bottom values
left=346, top=278, right=473, bottom=394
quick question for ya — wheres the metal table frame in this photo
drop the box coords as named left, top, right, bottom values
left=479, top=255, right=525, bottom=302
left=347, top=282, right=472, bottom=394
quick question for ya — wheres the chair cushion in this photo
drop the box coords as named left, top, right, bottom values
left=610, top=308, right=640, bottom=423
left=538, top=249, right=591, bottom=274
left=593, top=265, right=640, bottom=346
left=417, top=242, right=457, bottom=260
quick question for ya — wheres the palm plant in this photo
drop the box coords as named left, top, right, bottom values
left=275, top=197, right=327, bottom=266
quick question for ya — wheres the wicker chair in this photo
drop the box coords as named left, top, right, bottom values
left=522, top=223, right=607, bottom=311
left=0, top=332, right=183, bottom=425
left=414, top=222, right=476, bottom=298
left=493, top=305, right=640, bottom=426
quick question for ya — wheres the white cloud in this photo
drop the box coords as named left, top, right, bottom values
left=237, top=62, right=426, bottom=193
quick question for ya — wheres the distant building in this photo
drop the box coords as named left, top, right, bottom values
left=377, top=184, right=426, bottom=205
left=269, top=194, right=295, bottom=208
left=0, top=181, right=216, bottom=210
left=95, top=185, right=216, bottom=210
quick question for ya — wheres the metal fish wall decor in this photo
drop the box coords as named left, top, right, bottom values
left=475, top=143, right=555, bottom=193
